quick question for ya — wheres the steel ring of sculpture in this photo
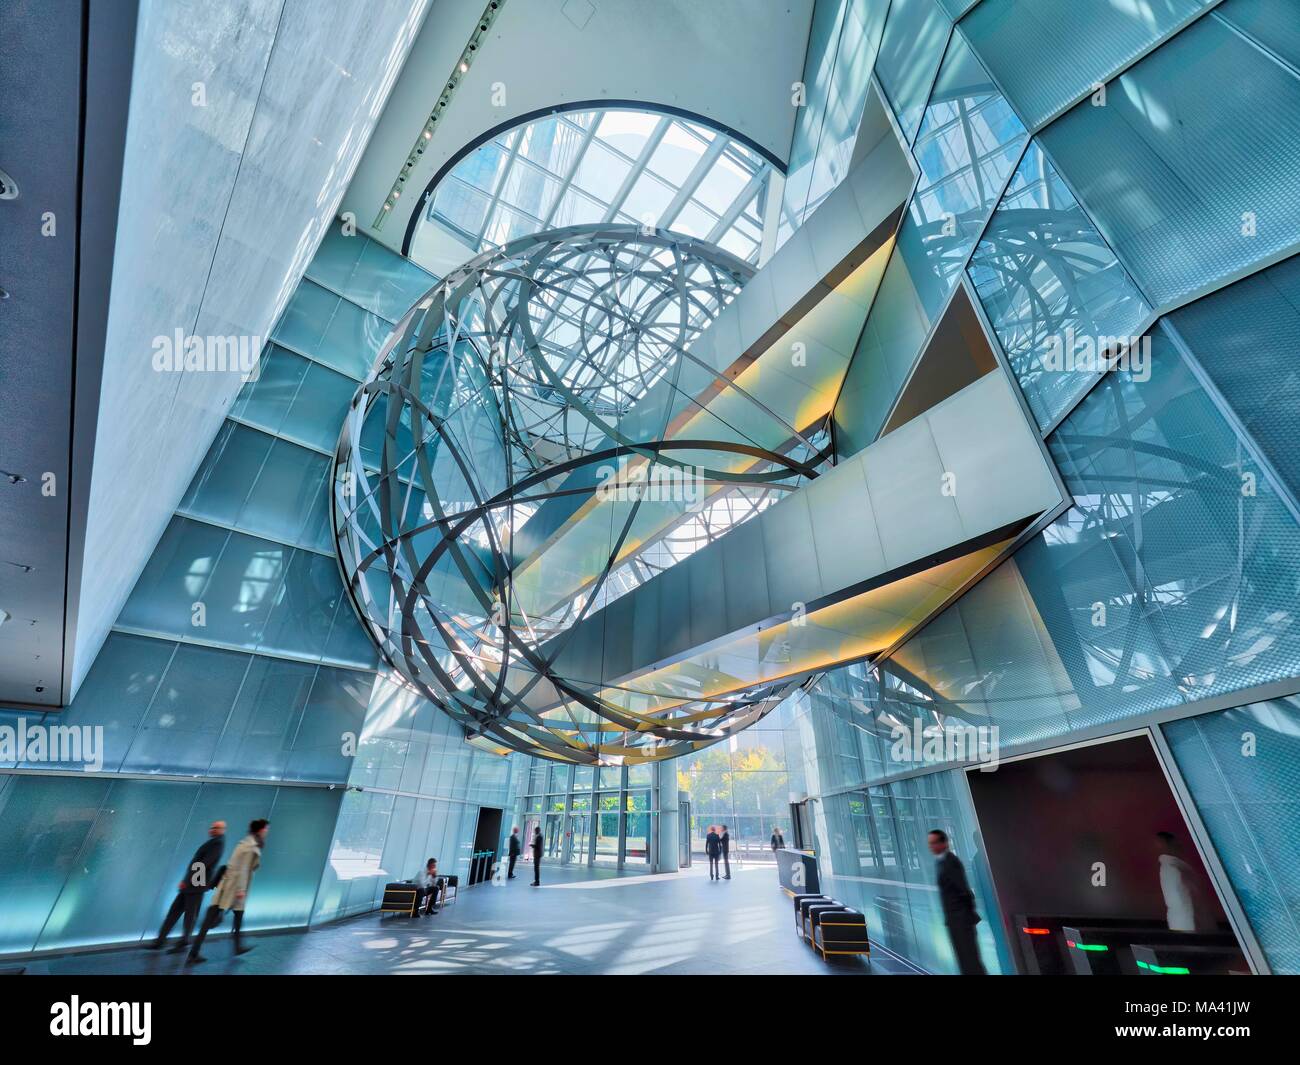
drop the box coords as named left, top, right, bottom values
left=333, top=224, right=822, bottom=764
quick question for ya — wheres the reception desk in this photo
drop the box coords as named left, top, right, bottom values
left=775, top=849, right=820, bottom=895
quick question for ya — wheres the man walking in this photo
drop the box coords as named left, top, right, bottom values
left=187, top=818, right=269, bottom=964
left=147, top=820, right=226, bottom=953
left=720, top=825, right=732, bottom=880
left=928, top=828, right=986, bottom=975
left=507, top=826, right=522, bottom=880
left=530, top=824, right=543, bottom=886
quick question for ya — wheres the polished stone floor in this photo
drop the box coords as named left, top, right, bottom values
left=22, top=860, right=916, bottom=976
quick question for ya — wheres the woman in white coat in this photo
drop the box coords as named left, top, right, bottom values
left=187, top=818, right=269, bottom=964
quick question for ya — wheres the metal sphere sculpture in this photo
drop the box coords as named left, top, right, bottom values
left=333, top=224, right=819, bottom=764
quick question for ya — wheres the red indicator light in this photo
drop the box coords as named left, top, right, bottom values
left=1022, top=927, right=1051, bottom=935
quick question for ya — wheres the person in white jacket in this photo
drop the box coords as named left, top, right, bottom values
left=1156, top=830, right=1216, bottom=932
left=187, top=818, right=269, bottom=964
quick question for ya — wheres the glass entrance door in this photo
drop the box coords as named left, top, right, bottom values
left=565, top=812, right=591, bottom=864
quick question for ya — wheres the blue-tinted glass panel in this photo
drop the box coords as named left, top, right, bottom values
left=238, top=436, right=331, bottom=550
left=803, top=0, right=890, bottom=223
left=1039, top=15, right=1300, bottom=307
left=833, top=34, right=1025, bottom=456
left=258, top=549, right=343, bottom=662
left=875, top=0, right=951, bottom=144
left=34, top=778, right=198, bottom=951
left=780, top=0, right=848, bottom=240
left=909, top=32, right=1026, bottom=301
left=303, top=222, right=365, bottom=297
left=1164, top=698, right=1300, bottom=973
left=1165, top=253, right=1300, bottom=502
left=1216, top=0, right=1300, bottom=71
left=270, top=279, right=335, bottom=357
left=0, top=774, right=111, bottom=953
left=309, top=228, right=435, bottom=322
left=1049, top=330, right=1300, bottom=703
left=960, top=0, right=1208, bottom=129
left=247, top=785, right=343, bottom=930
left=0, top=633, right=172, bottom=774
left=118, top=516, right=230, bottom=638
left=229, top=343, right=308, bottom=437
left=314, top=292, right=390, bottom=380
left=119, top=642, right=249, bottom=775
left=968, top=140, right=1153, bottom=430
left=190, top=527, right=291, bottom=651
left=271, top=279, right=388, bottom=381
left=282, top=359, right=358, bottom=453
left=179, top=421, right=272, bottom=527
left=208, top=654, right=318, bottom=781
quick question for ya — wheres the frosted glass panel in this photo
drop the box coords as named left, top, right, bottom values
left=0, top=775, right=111, bottom=953
left=1050, top=329, right=1300, bottom=703
left=0, top=776, right=344, bottom=953
left=229, top=343, right=308, bottom=437
left=119, top=642, right=250, bottom=774
left=875, top=0, right=951, bottom=144
left=35, top=778, right=197, bottom=951
left=1164, top=698, right=1300, bottom=974
left=1215, top=0, right=1300, bottom=71
left=960, top=0, right=1208, bottom=129
left=1040, top=15, right=1300, bottom=307
left=968, top=140, right=1153, bottom=430
left=1166, top=253, right=1300, bottom=501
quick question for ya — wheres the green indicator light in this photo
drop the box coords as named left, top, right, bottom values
left=1137, top=960, right=1190, bottom=974
left=1069, top=940, right=1109, bottom=952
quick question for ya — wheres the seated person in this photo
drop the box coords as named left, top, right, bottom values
left=411, top=858, right=445, bottom=915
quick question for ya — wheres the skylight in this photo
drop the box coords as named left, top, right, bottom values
left=411, top=107, right=775, bottom=268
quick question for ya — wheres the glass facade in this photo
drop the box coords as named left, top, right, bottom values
left=1164, top=697, right=1300, bottom=975
left=771, top=0, right=1300, bottom=975
left=676, top=703, right=792, bottom=861
left=513, top=760, right=657, bottom=872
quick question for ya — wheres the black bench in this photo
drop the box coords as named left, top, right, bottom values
left=793, top=893, right=829, bottom=937
left=812, top=908, right=869, bottom=960
left=381, top=882, right=419, bottom=918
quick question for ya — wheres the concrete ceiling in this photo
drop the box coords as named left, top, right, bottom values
left=0, top=0, right=436, bottom=707
left=344, top=0, right=815, bottom=253
left=0, top=0, right=136, bottom=708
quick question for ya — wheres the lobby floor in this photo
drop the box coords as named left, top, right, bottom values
left=21, top=860, right=916, bottom=976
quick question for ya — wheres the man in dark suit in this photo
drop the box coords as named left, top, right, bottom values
left=148, top=820, right=226, bottom=953
left=705, top=826, right=722, bottom=880
left=507, top=826, right=521, bottom=880
left=928, top=828, right=986, bottom=975
left=720, top=825, right=732, bottom=880
left=530, top=826, right=543, bottom=886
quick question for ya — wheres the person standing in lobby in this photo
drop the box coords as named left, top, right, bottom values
left=530, top=824, right=543, bottom=886
left=187, top=818, right=269, bottom=964
left=720, top=825, right=732, bottom=880
left=147, top=820, right=226, bottom=953
left=927, top=829, right=986, bottom=975
left=771, top=826, right=786, bottom=851
left=507, top=826, right=522, bottom=880
left=705, top=825, right=722, bottom=880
